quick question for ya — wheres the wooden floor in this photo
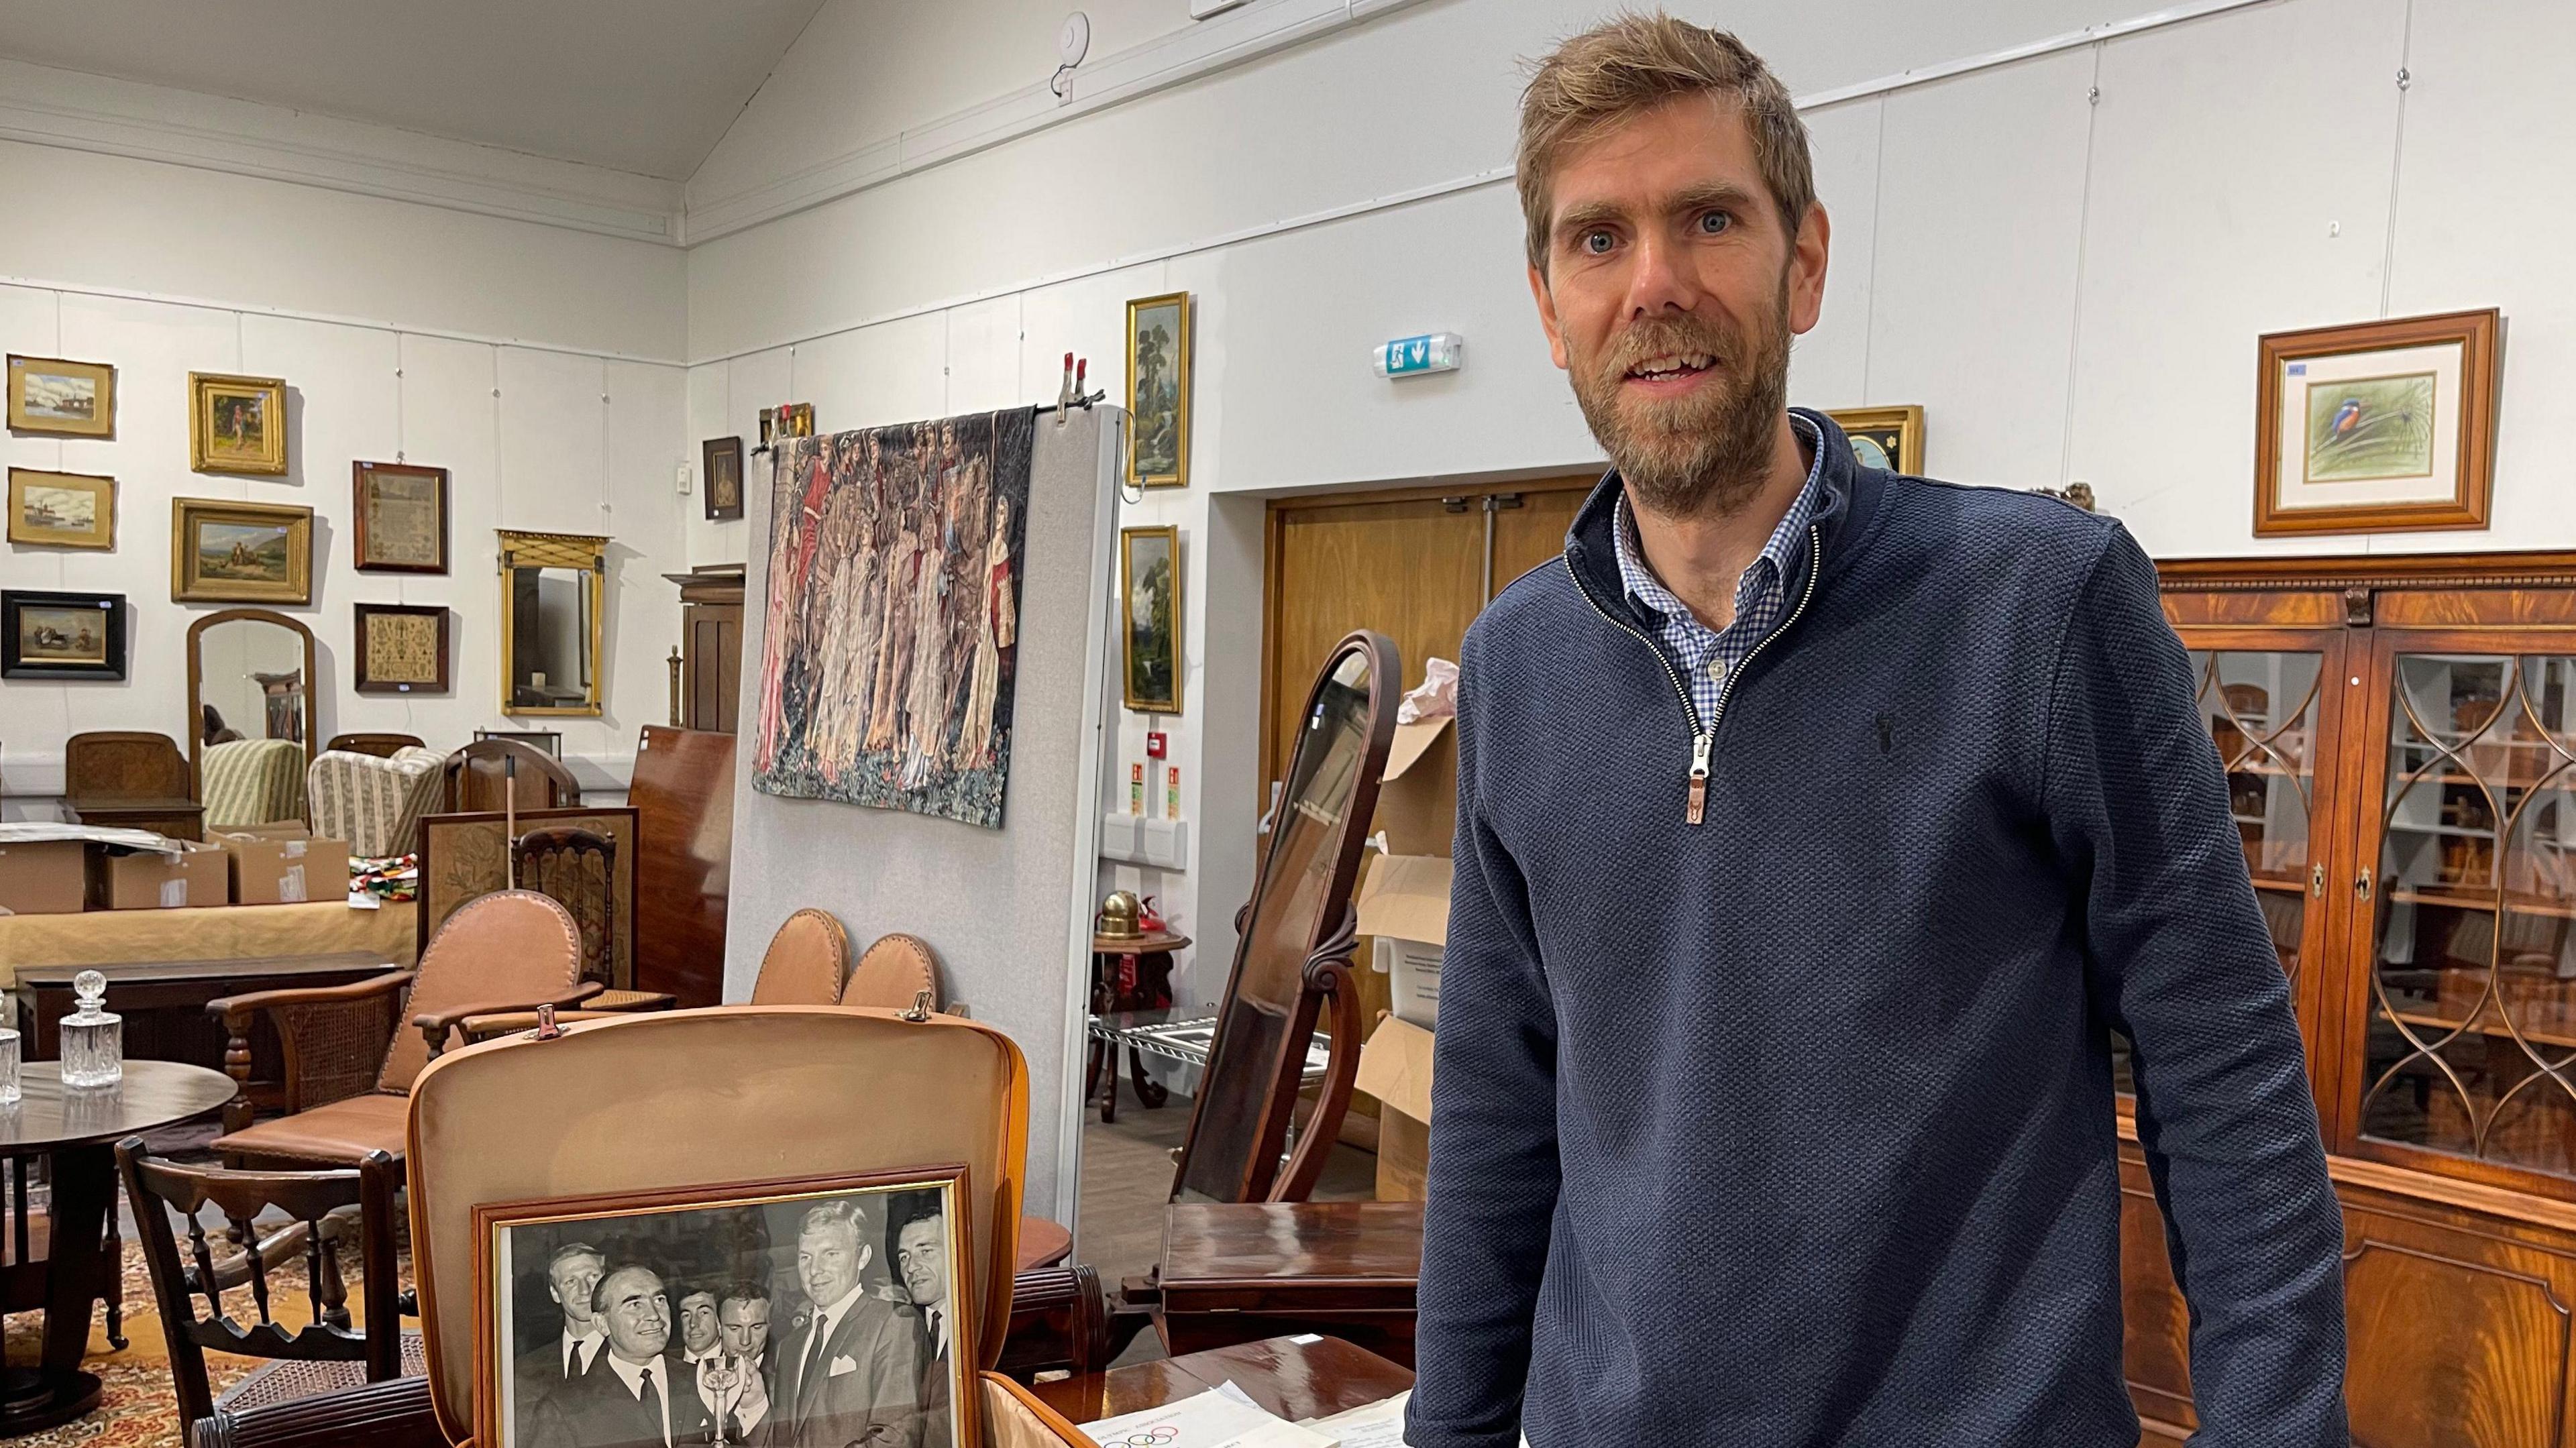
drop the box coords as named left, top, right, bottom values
left=1072, top=1093, right=1379, bottom=1366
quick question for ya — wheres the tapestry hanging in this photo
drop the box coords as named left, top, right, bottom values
left=750, top=407, right=1034, bottom=828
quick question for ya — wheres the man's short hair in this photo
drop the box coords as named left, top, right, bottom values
left=675, top=1282, right=718, bottom=1308
left=1516, top=12, right=1814, bottom=273
left=547, top=1241, right=604, bottom=1274
left=718, top=1280, right=771, bottom=1311
left=798, top=1196, right=882, bottom=1245
left=589, top=1262, right=663, bottom=1315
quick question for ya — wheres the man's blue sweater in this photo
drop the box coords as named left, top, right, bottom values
left=1406, top=411, right=2347, bottom=1447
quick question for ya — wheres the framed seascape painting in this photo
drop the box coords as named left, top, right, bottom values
left=703, top=436, right=745, bottom=521
left=2, top=590, right=125, bottom=680
left=1827, top=405, right=1925, bottom=475
left=354, top=603, right=451, bottom=693
left=172, top=498, right=313, bottom=604
left=1124, top=292, right=1191, bottom=489
left=354, top=461, right=451, bottom=573
left=7, top=467, right=115, bottom=549
left=1121, top=525, right=1180, bottom=714
left=472, top=1166, right=977, bottom=1448
left=7, top=354, right=115, bottom=438
left=2255, top=309, right=2499, bottom=537
left=189, top=372, right=289, bottom=475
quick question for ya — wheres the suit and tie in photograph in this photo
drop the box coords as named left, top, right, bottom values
left=767, top=1199, right=926, bottom=1447
left=511, top=1242, right=610, bottom=1441
left=527, top=1264, right=771, bottom=1448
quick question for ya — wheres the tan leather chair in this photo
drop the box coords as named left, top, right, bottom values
left=750, top=907, right=851, bottom=1005
left=209, top=890, right=601, bottom=1167
left=845, top=932, right=939, bottom=1009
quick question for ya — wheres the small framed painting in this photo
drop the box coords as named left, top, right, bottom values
left=3, top=590, right=125, bottom=680
left=702, top=436, right=745, bottom=521
left=7, top=467, right=115, bottom=549
left=189, top=372, right=290, bottom=475
left=1827, top=405, right=1925, bottom=475
left=354, top=603, right=451, bottom=693
left=1125, top=292, right=1192, bottom=489
left=172, top=498, right=314, bottom=604
left=353, top=461, right=450, bottom=573
left=470, top=1166, right=978, bottom=1448
left=7, top=354, right=115, bottom=438
left=1121, top=525, right=1181, bottom=713
left=2255, top=309, right=2499, bottom=537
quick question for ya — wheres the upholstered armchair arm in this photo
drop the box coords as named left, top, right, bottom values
left=412, top=980, right=604, bottom=1058
left=457, top=1008, right=622, bottom=1044
left=206, top=972, right=415, bottom=1133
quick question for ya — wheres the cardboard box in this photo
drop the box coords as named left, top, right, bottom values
left=1358, top=854, right=1450, bottom=1029
left=1372, top=714, right=1455, bottom=858
left=87, top=841, right=230, bottom=910
left=1357, top=1014, right=1436, bottom=1202
left=217, top=832, right=350, bottom=905
left=0, top=840, right=89, bottom=915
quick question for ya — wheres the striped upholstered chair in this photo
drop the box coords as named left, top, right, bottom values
left=307, top=747, right=445, bottom=858
left=201, top=738, right=308, bottom=830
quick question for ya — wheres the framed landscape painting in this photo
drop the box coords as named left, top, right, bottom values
left=2254, top=309, right=2499, bottom=537
left=1124, top=292, right=1191, bottom=489
left=7, top=467, right=114, bottom=549
left=2, top=590, right=125, bottom=680
left=189, top=372, right=290, bottom=474
left=172, top=498, right=313, bottom=604
left=7, top=355, right=114, bottom=438
left=1121, top=525, right=1180, bottom=713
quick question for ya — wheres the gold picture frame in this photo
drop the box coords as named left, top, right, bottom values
left=171, top=498, right=313, bottom=604
left=2253, top=309, right=2498, bottom=537
left=1121, top=525, right=1181, bottom=713
left=497, top=529, right=608, bottom=716
left=189, top=371, right=289, bottom=475
left=1125, top=292, right=1192, bottom=489
left=7, top=354, right=115, bottom=438
left=1827, top=405, right=1925, bottom=475
left=8, top=467, right=115, bottom=549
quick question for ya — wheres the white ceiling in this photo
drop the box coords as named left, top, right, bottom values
left=0, top=0, right=828, bottom=180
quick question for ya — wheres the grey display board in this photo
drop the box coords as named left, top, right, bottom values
left=724, top=405, right=1118, bottom=1224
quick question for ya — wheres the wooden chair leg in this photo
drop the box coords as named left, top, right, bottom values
left=103, top=1209, right=125, bottom=1350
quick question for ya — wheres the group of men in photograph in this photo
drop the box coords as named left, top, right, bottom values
left=515, top=1198, right=955, bottom=1448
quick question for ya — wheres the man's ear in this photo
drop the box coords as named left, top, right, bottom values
left=1528, top=264, right=1571, bottom=371
left=1787, top=202, right=1830, bottom=337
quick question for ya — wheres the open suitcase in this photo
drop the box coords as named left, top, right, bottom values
left=406, top=1005, right=1102, bottom=1447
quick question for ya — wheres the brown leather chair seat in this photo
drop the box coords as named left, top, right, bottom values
left=211, top=1092, right=409, bottom=1168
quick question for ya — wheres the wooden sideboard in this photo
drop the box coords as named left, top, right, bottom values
left=665, top=564, right=744, bottom=734
left=2136, top=551, right=2576, bottom=1445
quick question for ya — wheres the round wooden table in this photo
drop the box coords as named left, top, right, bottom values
left=0, top=1060, right=237, bottom=1435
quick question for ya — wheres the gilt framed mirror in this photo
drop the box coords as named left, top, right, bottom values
left=1170, top=629, right=1398, bottom=1203
left=496, top=530, right=606, bottom=716
left=185, top=607, right=318, bottom=827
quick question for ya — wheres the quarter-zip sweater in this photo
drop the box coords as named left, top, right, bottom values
left=1406, top=410, right=2347, bottom=1447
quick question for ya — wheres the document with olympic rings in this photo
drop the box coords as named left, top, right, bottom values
left=1079, top=1382, right=1338, bottom=1448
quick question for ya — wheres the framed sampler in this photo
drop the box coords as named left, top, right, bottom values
left=353, top=461, right=451, bottom=573
left=2253, top=309, right=2499, bottom=537
left=353, top=603, right=451, bottom=693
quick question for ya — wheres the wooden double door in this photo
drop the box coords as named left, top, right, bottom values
left=2134, top=553, right=2576, bottom=1446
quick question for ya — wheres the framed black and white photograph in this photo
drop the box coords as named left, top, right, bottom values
left=472, top=1166, right=974, bottom=1448
left=3, top=589, right=127, bottom=680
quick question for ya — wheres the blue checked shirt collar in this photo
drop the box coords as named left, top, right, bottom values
left=1611, top=412, right=1826, bottom=725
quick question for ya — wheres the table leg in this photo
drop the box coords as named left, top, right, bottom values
left=0, top=1146, right=108, bottom=1434
left=1128, top=1047, right=1169, bottom=1109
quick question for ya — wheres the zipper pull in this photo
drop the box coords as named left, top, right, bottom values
left=1685, top=732, right=1711, bottom=826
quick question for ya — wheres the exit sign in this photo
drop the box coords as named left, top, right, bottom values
left=1375, top=333, right=1463, bottom=379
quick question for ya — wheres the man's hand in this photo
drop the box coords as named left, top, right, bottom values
left=730, top=1359, right=769, bottom=1433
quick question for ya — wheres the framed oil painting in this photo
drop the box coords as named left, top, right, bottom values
left=702, top=435, right=744, bottom=521
left=353, top=461, right=450, bottom=573
left=7, top=354, right=114, bottom=438
left=1125, top=292, right=1191, bottom=489
left=472, top=1166, right=975, bottom=1448
left=1121, top=525, right=1181, bottom=714
left=189, top=372, right=289, bottom=474
left=2, top=590, right=125, bottom=680
left=1827, top=405, right=1924, bottom=475
left=172, top=498, right=313, bottom=604
left=2255, top=309, right=2499, bottom=537
left=354, top=603, right=450, bottom=693
left=7, top=467, right=115, bottom=549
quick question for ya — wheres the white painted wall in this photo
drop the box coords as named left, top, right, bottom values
left=1, top=138, right=692, bottom=818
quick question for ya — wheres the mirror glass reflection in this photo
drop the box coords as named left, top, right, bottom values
left=189, top=612, right=314, bottom=828
left=509, top=564, right=595, bottom=710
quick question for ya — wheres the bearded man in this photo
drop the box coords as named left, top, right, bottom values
left=1404, top=15, right=2347, bottom=1448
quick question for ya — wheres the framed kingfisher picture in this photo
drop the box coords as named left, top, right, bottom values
left=2254, top=309, right=2498, bottom=537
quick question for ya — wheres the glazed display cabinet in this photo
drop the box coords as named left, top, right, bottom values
left=2131, top=551, right=2576, bottom=1446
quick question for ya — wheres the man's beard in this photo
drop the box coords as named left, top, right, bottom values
left=1568, top=274, right=1792, bottom=520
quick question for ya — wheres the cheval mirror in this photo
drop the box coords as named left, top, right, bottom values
left=185, top=608, right=317, bottom=828
left=1169, top=629, right=1399, bottom=1203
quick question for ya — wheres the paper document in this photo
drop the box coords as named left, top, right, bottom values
left=1082, top=1383, right=1338, bottom=1448
left=1301, top=1390, right=1409, bottom=1447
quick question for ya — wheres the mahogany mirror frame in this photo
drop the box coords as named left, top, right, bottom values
left=1169, top=629, right=1399, bottom=1204
left=184, top=606, right=319, bottom=798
